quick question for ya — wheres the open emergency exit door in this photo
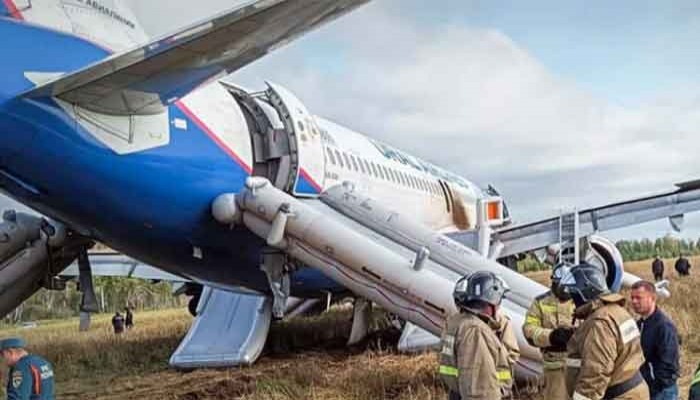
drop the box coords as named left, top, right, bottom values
left=266, top=82, right=326, bottom=197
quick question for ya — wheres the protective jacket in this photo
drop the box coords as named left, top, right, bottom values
left=495, top=311, right=520, bottom=369
left=566, top=293, right=649, bottom=400
left=5, top=354, right=55, bottom=400
left=522, top=291, right=575, bottom=367
left=439, top=311, right=513, bottom=399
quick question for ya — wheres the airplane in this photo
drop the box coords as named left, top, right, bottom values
left=1, top=0, right=700, bottom=380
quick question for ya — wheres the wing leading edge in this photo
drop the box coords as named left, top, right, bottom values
left=22, top=0, right=371, bottom=115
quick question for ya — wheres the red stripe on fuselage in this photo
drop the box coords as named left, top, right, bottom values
left=175, top=101, right=252, bottom=175
left=3, top=0, right=24, bottom=20
left=299, top=167, right=322, bottom=193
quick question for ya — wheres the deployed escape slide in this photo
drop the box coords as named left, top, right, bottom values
left=213, top=177, right=548, bottom=378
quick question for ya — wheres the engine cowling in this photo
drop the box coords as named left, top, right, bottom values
left=0, top=212, right=74, bottom=319
left=583, top=234, right=624, bottom=292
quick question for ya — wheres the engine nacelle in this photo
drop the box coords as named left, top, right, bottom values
left=0, top=240, right=50, bottom=318
left=583, top=234, right=624, bottom=292
left=0, top=212, right=70, bottom=319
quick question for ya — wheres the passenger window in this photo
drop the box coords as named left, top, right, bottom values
left=401, top=172, right=408, bottom=186
left=358, top=158, right=366, bottom=174
left=343, top=153, right=351, bottom=170
left=377, top=164, right=386, bottom=180
left=350, top=155, right=359, bottom=172
left=335, top=150, right=344, bottom=168
left=327, top=148, right=336, bottom=165
left=370, top=162, right=379, bottom=177
left=363, top=159, right=371, bottom=174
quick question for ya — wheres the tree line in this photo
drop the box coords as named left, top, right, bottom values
left=517, top=236, right=700, bottom=272
left=2, top=277, right=187, bottom=325
left=615, top=236, right=700, bottom=261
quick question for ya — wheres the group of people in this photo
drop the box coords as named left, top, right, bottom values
left=652, top=255, right=692, bottom=281
left=439, top=263, right=696, bottom=400
left=2, top=262, right=698, bottom=400
left=111, top=307, right=134, bottom=335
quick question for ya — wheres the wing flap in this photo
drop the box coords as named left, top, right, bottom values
left=23, top=0, right=370, bottom=115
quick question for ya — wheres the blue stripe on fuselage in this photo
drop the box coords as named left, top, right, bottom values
left=0, top=18, right=344, bottom=294
left=295, top=174, right=320, bottom=195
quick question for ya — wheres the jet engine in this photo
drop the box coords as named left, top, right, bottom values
left=0, top=211, right=73, bottom=319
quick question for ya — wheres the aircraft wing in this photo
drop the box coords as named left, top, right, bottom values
left=22, top=0, right=370, bottom=115
left=59, top=252, right=189, bottom=282
left=472, top=180, right=700, bottom=258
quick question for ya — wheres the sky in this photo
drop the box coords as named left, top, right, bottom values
left=5, top=1, right=700, bottom=241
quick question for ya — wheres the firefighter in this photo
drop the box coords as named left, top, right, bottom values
left=438, top=271, right=514, bottom=400
left=560, top=263, right=649, bottom=400
left=0, top=337, right=55, bottom=400
left=522, top=263, right=576, bottom=399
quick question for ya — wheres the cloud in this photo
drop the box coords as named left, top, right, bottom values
left=227, top=3, right=700, bottom=238
left=40, top=1, right=699, bottom=240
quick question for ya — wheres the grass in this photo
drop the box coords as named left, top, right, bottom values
left=1, top=257, right=699, bottom=399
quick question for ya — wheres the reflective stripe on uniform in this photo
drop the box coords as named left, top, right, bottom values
left=540, top=304, right=557, bottom=313
left=573, top=392, right=592, bottom=400
left=566, top=358, right=581, bottom=368
left=29, top=365, right=41, bottom=395
left=526, top=315, right=541, bottom=325
left=497, top=369, right=512, bottom=381
left=543, top=360, right=565, bottom=370
left=532, top=327, right=548, bottom=343
left=439, top=365, right=459, bottom=377
left=692, top=369, right=700, bottom=387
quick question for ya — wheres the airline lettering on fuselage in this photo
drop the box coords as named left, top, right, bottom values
left=370, top=140, right=472, bottom=191
left=70, top=0, right=136, bottom=29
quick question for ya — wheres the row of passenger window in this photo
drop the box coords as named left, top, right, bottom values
left=325, top=147, right=443, bottom=196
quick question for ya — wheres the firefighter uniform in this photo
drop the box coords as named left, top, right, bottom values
left=495, top=311, right=520, bottom=369
left=5, top=354, right=55, bottom=400
left=522, top=291, right=575, bottom=399
left=566, top=293, right=649, bottom=400
left=439, top=311, right=513, bottom=400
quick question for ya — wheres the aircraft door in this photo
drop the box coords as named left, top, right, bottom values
left=437, top=180, right=453, bottom=214
left=265, top=82, right=325, bottom=197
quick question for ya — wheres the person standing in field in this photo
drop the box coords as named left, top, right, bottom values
left=124, top=307, right=134, bottom=331
left=652, top=256, right=664, bottom=282
left=112, top=312, right=125, bottom=335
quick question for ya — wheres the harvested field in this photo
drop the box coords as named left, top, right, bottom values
left=0, top=257, right=698, bottom=399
